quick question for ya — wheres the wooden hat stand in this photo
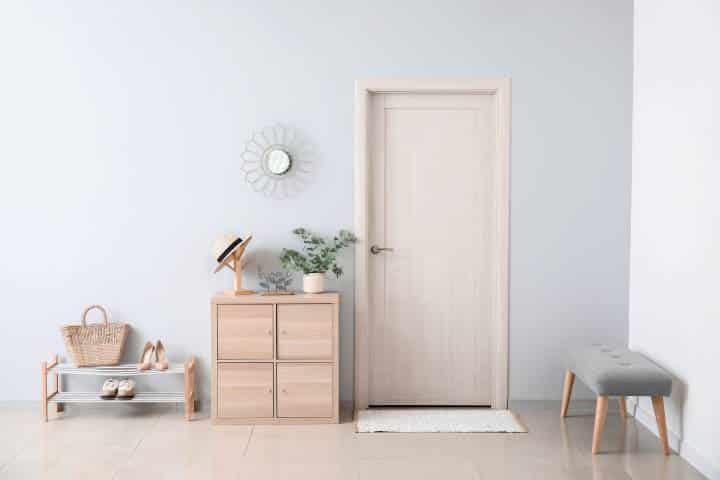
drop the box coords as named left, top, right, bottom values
left=213, top=235, right=254, bottom=296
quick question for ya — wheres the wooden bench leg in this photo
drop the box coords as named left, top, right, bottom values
left=560, top=370, right=575, bottom=418
left=651, top=396, right=670, bottom=455
left=618, top=396, right=627, bottom=419
left=592, top=395, right=608, bottom=454
left=41, top=361, right=48, bottom=422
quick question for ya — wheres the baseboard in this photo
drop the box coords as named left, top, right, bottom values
left=2, top=400, right=209, bottom=415
left=628, top=398, right=719, bottom=480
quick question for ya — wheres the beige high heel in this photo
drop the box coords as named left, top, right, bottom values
left=154, top=340, right=168, bottom=371
left=138, top=341, right=155, bottom=371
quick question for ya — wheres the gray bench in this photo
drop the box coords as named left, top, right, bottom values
left=560, top=345, right=673, bottom=455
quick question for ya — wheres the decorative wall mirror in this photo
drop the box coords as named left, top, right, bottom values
left=265, top=148, right=292, bottom=176
left=241, top=125, right=315, bottom=198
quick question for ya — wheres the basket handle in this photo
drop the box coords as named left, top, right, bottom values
left=80, top=304, right=109, bottom=326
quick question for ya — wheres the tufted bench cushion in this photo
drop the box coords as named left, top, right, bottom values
left=562, top=345, right=673, bottom=455
left=567, top=345, right=672, bottom=397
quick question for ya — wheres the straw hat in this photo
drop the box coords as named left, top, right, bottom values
left=212, top=234, right=246, bottom=263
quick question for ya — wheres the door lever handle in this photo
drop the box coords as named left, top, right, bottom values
left=370, top=245, right=394, bottom=255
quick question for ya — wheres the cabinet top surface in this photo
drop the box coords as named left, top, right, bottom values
left=212, top=292, right=339, bottom=304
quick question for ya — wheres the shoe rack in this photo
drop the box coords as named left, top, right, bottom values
left=40, top=354, right=197, bottom=421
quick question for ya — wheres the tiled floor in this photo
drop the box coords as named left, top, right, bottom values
left=0, top=401, right=706, bottom=479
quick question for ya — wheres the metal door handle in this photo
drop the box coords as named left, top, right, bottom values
left=370, top=245, right=394, bottom=255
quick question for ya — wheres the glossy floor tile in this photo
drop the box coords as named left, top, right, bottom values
left=0, top=401, right=706, bottom=479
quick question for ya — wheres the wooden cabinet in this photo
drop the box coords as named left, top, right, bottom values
left=218, top=305, right=273, bottom=360
left=277, top=304, right=333, bottom=360
left=211, top=293, right=339, bottom=424
left=277, top=364, right=333, bottom=418
left=218, top=363, right=273, bottom=418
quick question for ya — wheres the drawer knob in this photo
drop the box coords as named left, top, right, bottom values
left=281, top=330, right=287, bottom=335
left=267, top=329, right=273, bottom=336
left=281, top=388, right=287, bottom=394
left=267, top=388, right=273, bottom=394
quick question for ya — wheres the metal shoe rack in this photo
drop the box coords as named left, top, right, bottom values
left=41, top=354, right=196, bottom=421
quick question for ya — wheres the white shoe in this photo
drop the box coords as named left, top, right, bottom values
left=117, top=379, right=135, bottom=399
left=101, top=379, right=119, bottom=399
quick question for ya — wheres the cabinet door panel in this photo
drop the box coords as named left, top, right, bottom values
left=277, top=304, right=333, bottom=360
left=218, top=363, right=274, bottom=418
left=218, top=305, right=273, bottom=359
left=277, top=364, right=333, bottom=418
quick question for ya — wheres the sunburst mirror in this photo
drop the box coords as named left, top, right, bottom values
left=240, top=125, right=315, bottom=198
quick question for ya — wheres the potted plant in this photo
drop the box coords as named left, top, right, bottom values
left=280, top=228, right=357, bottom=293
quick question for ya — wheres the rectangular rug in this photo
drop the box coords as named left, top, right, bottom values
left=354, top=407, right=527, bottom=433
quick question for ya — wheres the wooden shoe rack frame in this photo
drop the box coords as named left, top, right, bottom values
left=41, top=354, right=197, bottom=421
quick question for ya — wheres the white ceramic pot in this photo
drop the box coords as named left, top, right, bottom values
left=303, top=273, right=325, bottom=293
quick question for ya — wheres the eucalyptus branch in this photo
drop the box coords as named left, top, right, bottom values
left=279, top=228, right=357, bottom=277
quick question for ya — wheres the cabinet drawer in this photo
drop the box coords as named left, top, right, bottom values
left=218, top=305, right=273, bottom=360
left=218, top=363, right=274, bottom=418
left=277, top=304, right=333, bottom=360
left=277, top=364, right=333, bottom=418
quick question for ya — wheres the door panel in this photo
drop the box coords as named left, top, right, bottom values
left=369, top=93, right=496, bottom=405
left=277, top=304, right=333, bottom=360
left=277, top=364, right=333, bottom=418
left=217, top=305, right=274, bottom=360
left=218, top=363, right=274, bottom=418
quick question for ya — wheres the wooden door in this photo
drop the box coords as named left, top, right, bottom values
left=217, top=305, right=273, bottom=360
left=218, top=363, right=274, bottom=418
left=276, top=364, right=333, bottom=418
left=277, top=304, right=333, bottom=360
left=368, top=93, right=498, bottom=405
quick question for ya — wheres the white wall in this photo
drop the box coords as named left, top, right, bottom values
left=630, top=1, right=720, bottom=477
left=0, top=0, right=632, bottom=402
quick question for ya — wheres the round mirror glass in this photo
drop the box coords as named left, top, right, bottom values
left=265, top=149, right=292, bottom=176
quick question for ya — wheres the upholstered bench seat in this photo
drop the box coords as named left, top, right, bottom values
left=567, top=346, right=672, bottom=397
left=561, top=345, right=673, bottom=455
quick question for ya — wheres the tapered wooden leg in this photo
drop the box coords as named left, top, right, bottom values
left=41, top=361, right=48, bottom=422
left=592, top=396, right=608, bottom=454
left=560, top=370, right=575, bottom=418
left=652, top=396, right=670, bottom=455
left=618, top=396, right=627, bottom=419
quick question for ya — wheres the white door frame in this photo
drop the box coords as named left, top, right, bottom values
left=353, top=77, right=511, bottom=409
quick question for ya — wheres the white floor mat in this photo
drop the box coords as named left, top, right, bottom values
left=355, top=408, right=528, bottom=433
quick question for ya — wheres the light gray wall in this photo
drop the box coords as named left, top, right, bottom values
left=0, top=0, right=632, bottom=402
left=630, top=1, right=719, bottom=477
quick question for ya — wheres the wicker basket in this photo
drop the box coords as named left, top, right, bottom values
left=60, top=305, right=130, bottom=367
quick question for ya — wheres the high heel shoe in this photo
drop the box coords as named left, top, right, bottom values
left=154, top=340, right=168, bottom=371
left=138, top=341, right=155, bottom=371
